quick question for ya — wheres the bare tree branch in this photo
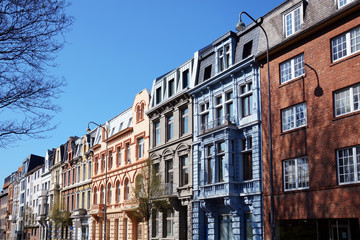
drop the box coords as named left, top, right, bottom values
left=0, top=0, right=74, bottom=147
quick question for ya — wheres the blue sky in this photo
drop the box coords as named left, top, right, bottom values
left=0, top=0, right=285, bottom=184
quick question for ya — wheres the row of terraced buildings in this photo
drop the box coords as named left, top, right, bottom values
left=1, top=0, right=360, bottom=239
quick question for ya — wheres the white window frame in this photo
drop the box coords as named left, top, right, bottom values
left=280, top=53, right=305, bottom=84
left=214, top=94, right=223, bottom=125
left=334, top=84, right=360, bottom=117
left=284, top=6, right=303, bottom=38
left=337, top=145, right=360, bottom=184
left=199, top=101, right=209, bottom=131
left=137, top=137, right=144, bottom=159
left=225, top=90, right=234, bottom=121
left=281, top=102, right=307, bottom=132
left=216, top=41, right=233, bottom=73
left=332, top=26, right=360, bottom=62
left=283, top=157, right=309, bottom=191
left=240, top=81, right=253, bottom=118
left=337, top=0, right=354, bottom=8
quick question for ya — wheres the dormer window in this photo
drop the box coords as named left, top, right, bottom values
left=182, top=69, right=189, bottom=89
left=156, top=87, right=162, bottom=104
left=338, top=0, right=354, bottom=8
left=284, top=6, right=303, bottom=38
left=168, top=79, right=175, bottom=97
left=217, top=44, right=232, bottom=72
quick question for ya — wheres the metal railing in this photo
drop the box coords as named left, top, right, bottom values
left=200, top=115, right=236, bottom=134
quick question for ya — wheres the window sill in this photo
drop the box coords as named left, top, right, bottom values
left=333, top=110, right=360, bottom=122
left=330, top=51, right=360, bottom=67
left=278, top=74, right=305, bottom=88
left=280, top=125, right=308, bottom=135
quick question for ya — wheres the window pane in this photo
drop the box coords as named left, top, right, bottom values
left=294, top=8, right=301, bottom=32
left=282, top=107, right=295, bottom=131
left=284, top=159, right=296, bottom=190
left=354, top=85, right=360, bottom=111
left=335, top=89, right=351, bottom=116
left=332, top=34, right=347, bottom=61
left=297, top=158, right=309, bottom=188
left=338, top=148, right=354, bottom=183
left=295, top=104, right=307, bottom=127
left=350, top=27, right=360, bottom=53
left=286, top=13, right=292, bottom=36
left=294, top=54, right=305, bottom=77
left=280, top=60, right=292, bottom=83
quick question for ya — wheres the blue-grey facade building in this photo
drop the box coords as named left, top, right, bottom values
left=190, top=27, right=263, bottom=240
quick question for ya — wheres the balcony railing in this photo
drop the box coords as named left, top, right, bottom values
left=200, top=115, right=236, bottom=134
left=199, top=179, right=261, bottom=199
left=164, top=183, right=177, bottom=196
left=37, top=189, right=48, bottom=198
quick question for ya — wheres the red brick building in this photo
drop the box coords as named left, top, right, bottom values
left=257, top=0, right=360, bottom=239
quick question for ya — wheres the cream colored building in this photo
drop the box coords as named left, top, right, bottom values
left=90, top=89, right=150, bottom=240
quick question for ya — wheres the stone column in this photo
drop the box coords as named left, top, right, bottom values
left=231, top=211, right=241, bottom=240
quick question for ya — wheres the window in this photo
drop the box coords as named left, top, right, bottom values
left=284, top=6, right=302, bottom=38
left=206, top=145, right=214, bottom=184
left=72, top=194, right=75, bottom=210
left=136, top=175, right=144, bottom=198
left=95, top=157, right=99, bottom=174
left=137, top=104, right=144, bottom=122
left=280, top=53, right=305, bottom=83
left=116, top=181, right=121, bottom=203
left=334, top=84, right=360, bottom=117
left=87, top=191, right=91, bottom=209
left=154, top=121, right=160, bottom=146
left=242, top=137, right=253, bottom=181
left=124, top=179, right=129, bottom=200
left=93, top=187, right=97, bottom=205
left=152, top=210, right=160, bottom=237
left=225, top=91, right=233, bottom=121
left=137, top=137, right=144, bottom=159
left=165, top=209, right=175, bottom=237
left=101, top=154, right=106, bottom=172
left=204, top=65, right=212, bottom=81
left=77, top=166, right=81, bottom=183
left=244, top=212, right=253, bottom=240
left=217, top=141, right=225, bottom=182
left=332, top=26, right=360, bottom=61
left=126, top=142, right=131, bottom=164
left=182, top=69, right=189, bottom=89
left=88, top=162, right=91, bottom=179
left=168, top=79, right=175, bottom=97
left=109, top=151, right=113, bottom=169
left=107, top=184, right=112, bottom=204
left=215, top=95, right=224, bottom=125
left=180, top=155, right=189, bottom=187
left=156, top=87, right=162, bottom=104
left=76, top=193, right=80, bottom=209
left=283, top=157, right=309, bottom=191
left=181, top=108, right=189, bottom=135
left=82, top=164, right=86, bottom=181
left=337, top=146, right=360, bottom=184
left=200, top=102, right=209, bottom=131
left=240, top=82, right=253, bottom=117
left=219, top=215, right=233, bottom=240
left=282, top=103, right=307, bottom=131
left=338, top=0, right=354, bottom=8
left=167, top=115, right=174, bottom=141
left=117, top=147, right=122, bottom=166
left=242, top=40, right=253, bottom=59
left=72, top=168, right=75, bottom=184
left=165, top=160, right=173, bottom=192
left=100, top=185, right=104, bottom=204
left=218, top=44, right=231, bottom=72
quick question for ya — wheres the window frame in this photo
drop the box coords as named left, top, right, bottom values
left=240, top=81, right=253, bottom=118
left=179, top=155, right=189, bottom=187
left=334, top=84, right=360, bottom=117
left=337, top=145, right=360, bottom=184
left=280, top=53, right=305, bottom=84
left=137, top=137, right=144, bottom=159
left=283, top=157, right=309, bottom=191
left=283, top=6, right=303, bottom=38
left=180, top=107, right=189, bottom=136
left=337, top=0, right=354, bottom=8
left=281, top=102, right=307, bottom=132
left=199, top=101, right=210, bottom=131
left=154, top=120, right=160, bottom=147
left=331, top=26, right=360, bottom=62
left=166, top=115, right=174, bottom=141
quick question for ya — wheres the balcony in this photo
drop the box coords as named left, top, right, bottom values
left=164, top=183, right=177, bottom=197
left=200, top=116, right=236, bottom=135
left=71, top=208, right=87, bottom=218
left=89, top=204, right=104, bottom=218
left=37, top=189, right=48, bottom=198
left=199, top=179, right=261, bottom=199
left=36, top=214, right=47, bottom=222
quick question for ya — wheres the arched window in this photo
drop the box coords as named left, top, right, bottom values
left=93, top=187, right=97, bottom=205
left=116, top=181, right=121, bottom=203
left=141, top=103, right=145, bottom=120
left=137, top=105, right=141, bottom=122
left=107, top=183, right=112, bottom=204
left=100, top=185, right=104, bottom=204
left=124, top=178, right=129, bottom=200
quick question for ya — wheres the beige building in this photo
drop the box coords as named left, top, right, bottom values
left=89, top=89, right=150, bottom=240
